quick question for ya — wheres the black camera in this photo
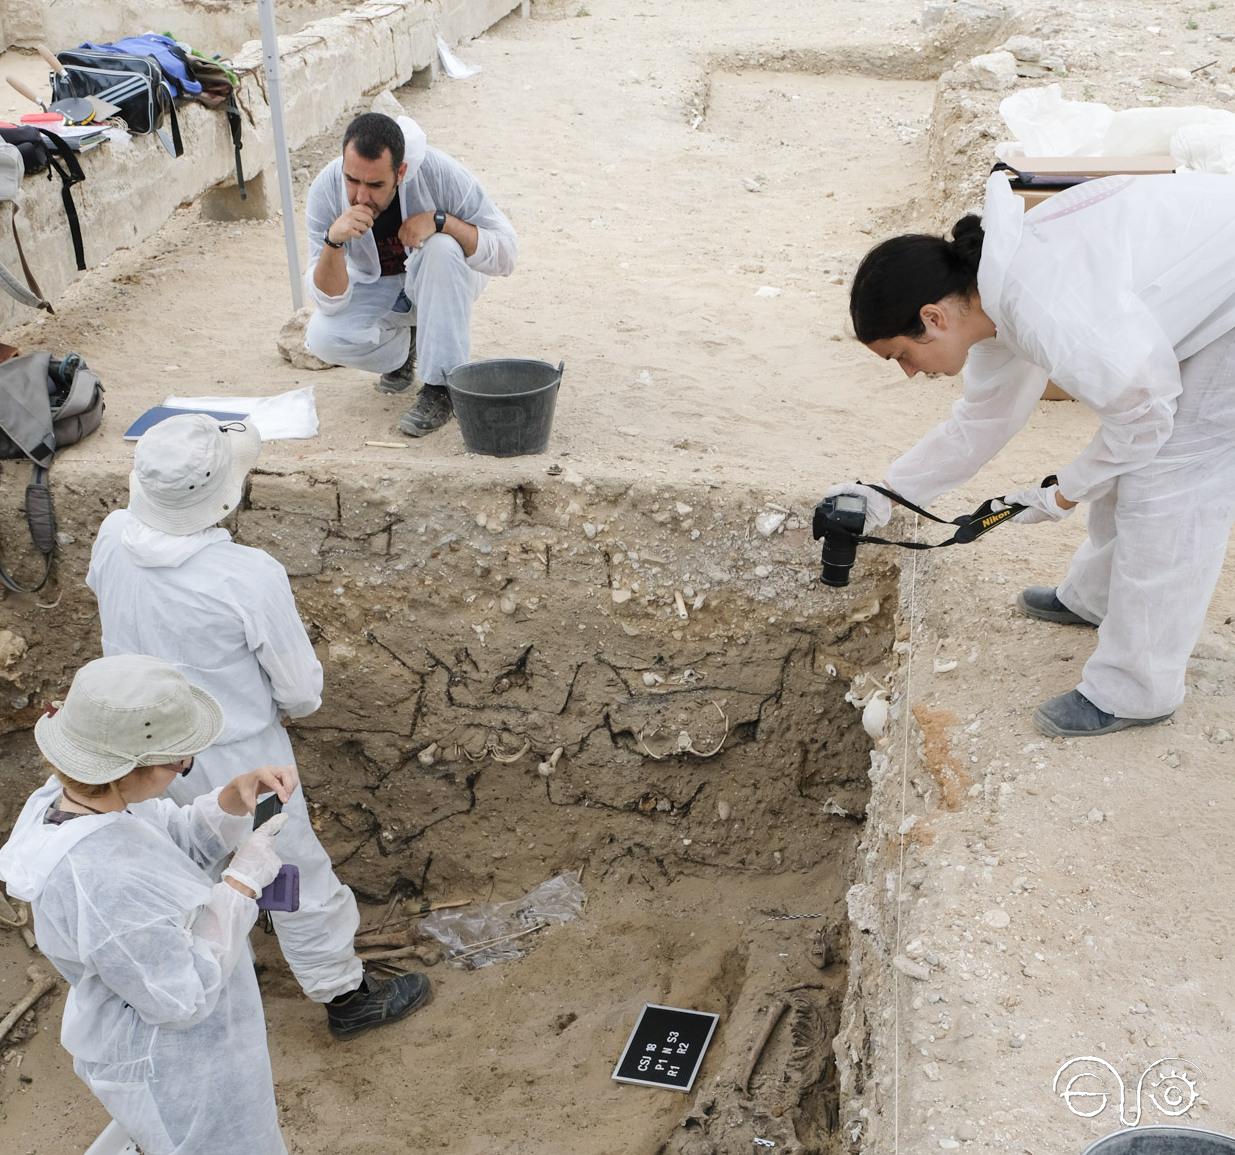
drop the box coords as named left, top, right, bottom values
left=812, top=493, right=868, bottom=587
left=47, top=353, right=83, bottom=406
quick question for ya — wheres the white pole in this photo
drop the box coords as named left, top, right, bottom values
left=257, top=0, right=304, bottom=310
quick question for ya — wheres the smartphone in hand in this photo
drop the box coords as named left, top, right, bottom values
left=252, top=795, right=299, bottom=912
left=253, top=793, right=282, bottom=830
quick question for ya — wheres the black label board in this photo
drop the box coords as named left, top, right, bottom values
left=612, top=1004, right=719, bottom=1092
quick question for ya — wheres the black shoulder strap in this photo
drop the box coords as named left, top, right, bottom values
left=226, top=91, right=246, bottom=199
left=155, top=84, right=184, bottom=158
left=855, top=478, right=1056, bottom=552
left=34, top=128, right=86, bottom=271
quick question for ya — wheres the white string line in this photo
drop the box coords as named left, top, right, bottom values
left=892, top=512, right=921, bottom=1155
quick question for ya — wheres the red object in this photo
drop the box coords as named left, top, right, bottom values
left=19, top=112, right=66, bottom=126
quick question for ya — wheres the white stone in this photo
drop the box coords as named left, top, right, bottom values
left=754, top=285, right=783, bottom=298
left=983, top=908, right=1011, bottom=929
left=1153, top=67, right=1193, bottom=89
left=611, top=588, right=633, bottom=604
left=277, top=308, right=333, bottom=371
left=968, top=50, right=1018, bottom=90
left=1003, top=34, right=1043, bottom=62
left=862, top=695, right=890, bottom=739
left=756, top=510, right=788, bottom=536
left=893, top=955, right=931, bottom=981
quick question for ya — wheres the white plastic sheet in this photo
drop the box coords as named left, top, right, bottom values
left=420, top=872, right=585, bottom=968
left=996, top=83, right=1235, bottom=172
left=162, top=386, right=319, bottom=440
left=437, top=36, right=481, bottom=80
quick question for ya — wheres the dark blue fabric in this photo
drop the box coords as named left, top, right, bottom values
left=77, top=35, right=202, bottom=97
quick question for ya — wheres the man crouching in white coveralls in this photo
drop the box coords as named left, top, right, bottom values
left=303, top=111, right=518, bottom=437
left=86, top=414, right=431, bottom=1038
left=830, top=172, right=1235, bottom=738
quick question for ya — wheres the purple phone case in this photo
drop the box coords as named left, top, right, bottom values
left=257, top=864, right=300, bottom=912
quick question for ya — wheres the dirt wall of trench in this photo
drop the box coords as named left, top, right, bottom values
left=0, top=457, right=907, bottom=1151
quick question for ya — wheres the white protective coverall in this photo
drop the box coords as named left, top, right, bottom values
left=87, top=509, right=363, bottom=1001
left=0, top=779, right=285, bottom=1155
left=884, top=171, right=1235, bottom=718
left=302, top=115, right=518, bottom=384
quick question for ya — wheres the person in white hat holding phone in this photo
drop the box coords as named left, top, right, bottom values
left=0, top=655, right=294, bottom=1154
left=86, top=414, right=429, bottom=1038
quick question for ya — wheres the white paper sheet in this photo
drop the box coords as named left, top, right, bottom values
left=162, top=386, right=319, bottom=440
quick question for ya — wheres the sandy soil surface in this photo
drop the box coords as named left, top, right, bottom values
left=4, top=0, right=1235, bottom=1153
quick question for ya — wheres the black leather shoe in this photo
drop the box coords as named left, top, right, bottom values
left=376, top=337, right=417, bottom=394
left=1016, top=586, right=1095, bottom=627
left=1033, top=689, right=1172, bottom=738
left=398, top=384, right=453, bottom=437
left=326, top=972, right=432, bottom=1040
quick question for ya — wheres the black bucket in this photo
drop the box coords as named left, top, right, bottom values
left=1082, top=1128, right=1235, bottom=1154
left=444, top=358, right=563, bottom=457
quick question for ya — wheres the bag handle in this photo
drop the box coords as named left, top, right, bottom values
left=3, top=202, right=54, bottom=312
left=0, top=464, right=55, bottom=594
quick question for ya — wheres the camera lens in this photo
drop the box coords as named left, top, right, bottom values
left=820, top=541, right=855, bottom=587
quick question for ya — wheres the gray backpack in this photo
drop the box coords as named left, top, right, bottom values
left=0, top=352, right=105, bottom=593
left=0, top=139, right=52, bottom=313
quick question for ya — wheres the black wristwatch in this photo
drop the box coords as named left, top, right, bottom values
left=433, top=210, right=447, bottom=234
left=323, top=230, right=345, bottom=250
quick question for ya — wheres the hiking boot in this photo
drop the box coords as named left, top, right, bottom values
left=375, top=335, right=417, bottom=394
left=1033, top=689, right=1172, bottom=739
left=1016, top=586, right=1095, bottom=627
left=326, top=972, right=432, bottom=1040
left=398, top=384, right=453, bottom=437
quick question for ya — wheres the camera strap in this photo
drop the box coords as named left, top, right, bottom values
left=854, top=477, right=1057, bottom=552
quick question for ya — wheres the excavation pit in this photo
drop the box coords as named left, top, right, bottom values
left=0, top=461, right=899, bottom=1155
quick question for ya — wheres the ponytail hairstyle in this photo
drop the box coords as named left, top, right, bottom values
left=848, top=215, right=985, bottom=343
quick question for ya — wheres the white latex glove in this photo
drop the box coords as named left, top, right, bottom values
left=822, top=482, right=894, bottom=529
left=998, top=484, right=1075, bottom=525
left=222, top=813, right=288, bottom=896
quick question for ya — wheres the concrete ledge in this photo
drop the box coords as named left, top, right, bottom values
left=0, top=0, right=521, bottom=332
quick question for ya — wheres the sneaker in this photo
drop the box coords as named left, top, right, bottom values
left=326, top=972, right=432, bottom=1040
left=398, top=384, right=453, bottom=437
left=1016, top=586, right=1095, bottom=627
left=1033, top=689, right=1172, bottom=738
left=375, top=336, right=416, bottom=394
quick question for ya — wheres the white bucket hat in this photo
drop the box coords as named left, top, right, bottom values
left=35, top=655, right=224, bottom=785
left=129, top=413, right=262, bottom=535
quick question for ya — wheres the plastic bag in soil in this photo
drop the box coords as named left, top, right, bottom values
left=419, top=872, right=585, bottom=968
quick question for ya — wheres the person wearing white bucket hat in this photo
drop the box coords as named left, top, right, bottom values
left=126, top=413, right=262, bottom=535
left=88, top=414, right=430, bottom=1038
left=0, top=655, right=297, bottom=1155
